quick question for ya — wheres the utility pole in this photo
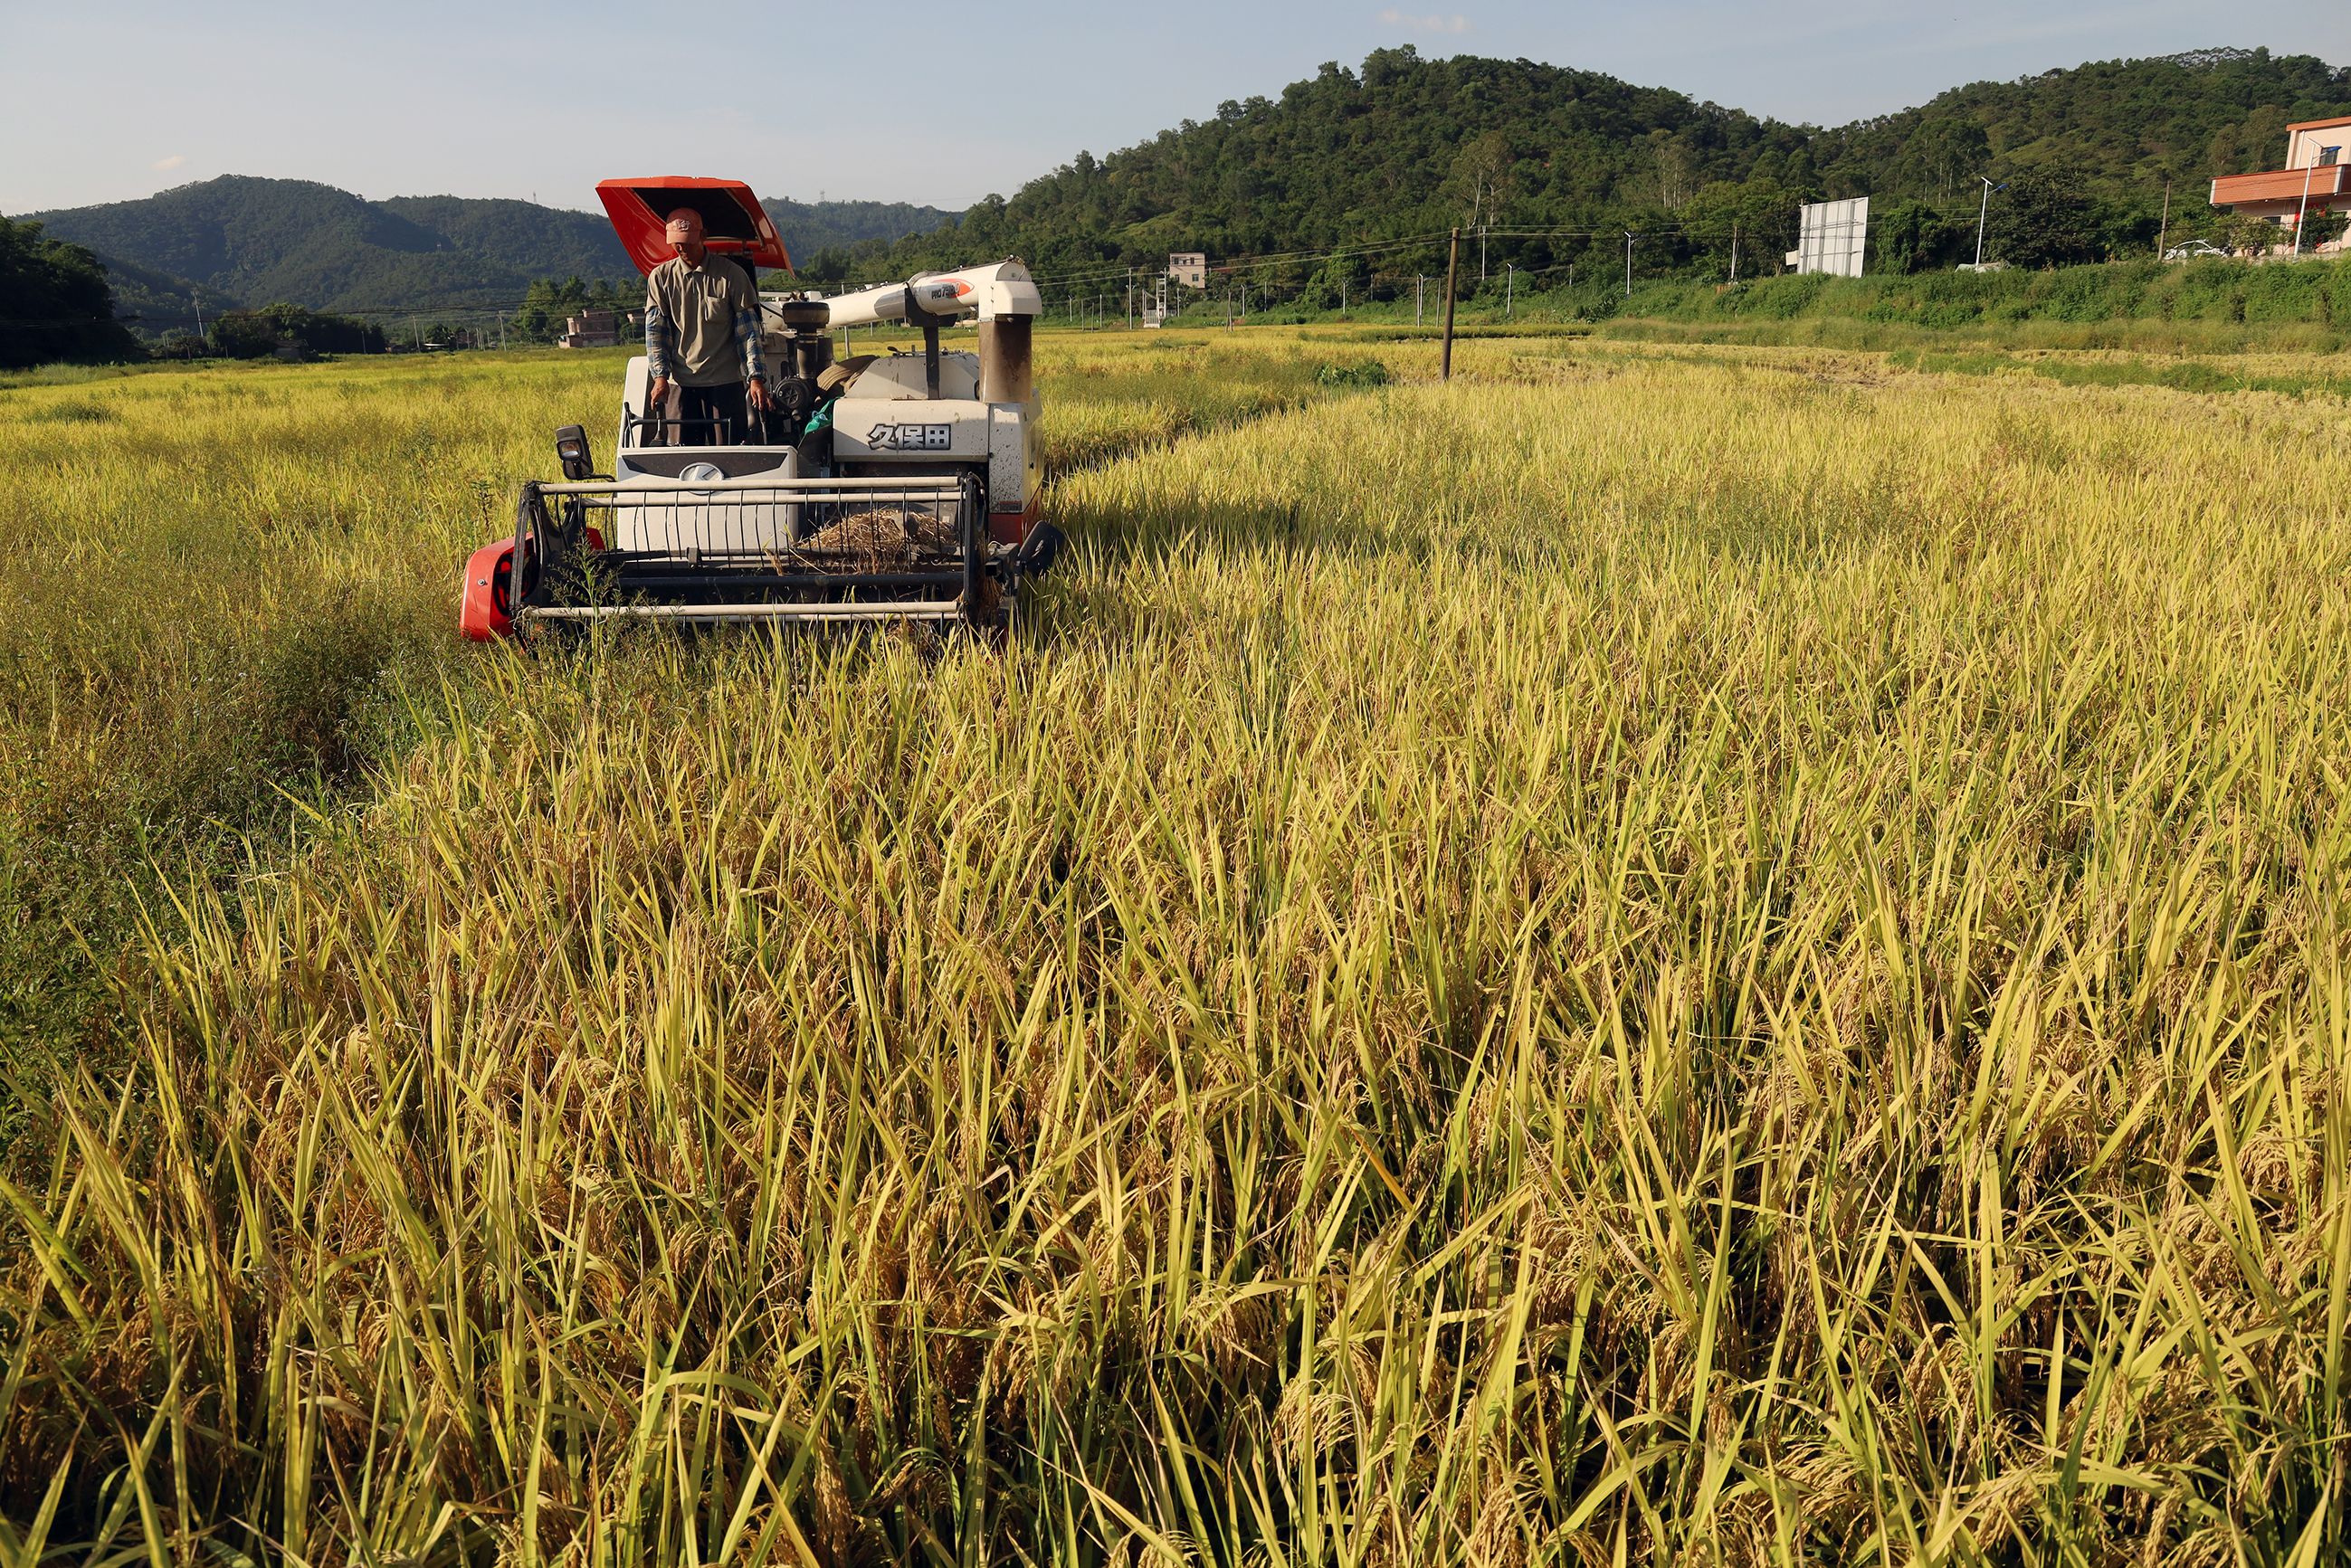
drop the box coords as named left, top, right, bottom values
left=1505, top=262, right=1514, bottom=318
left=1442, top=227, right=1461, bottom=381
left=2156, top=178, right=2173, bottom=259
left=2295, top=156, right=2318, bottom=254
left=1624, top=232, right=1633, bottom=298
left=1480, top=223, right=1488, bottom=283
left=1415, top=274, right=1424, bottom=326
left=1729, top=220, right=1740, bottom=283
left=1975, top=176, right=1994, bottom=269
left=1126, top=267, right=1133, bottom=328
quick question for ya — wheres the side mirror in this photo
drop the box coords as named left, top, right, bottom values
left=555, top=424, right=593, bottom=480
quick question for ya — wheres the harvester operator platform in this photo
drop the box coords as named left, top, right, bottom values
left=643, top=207, right=770, bottom=443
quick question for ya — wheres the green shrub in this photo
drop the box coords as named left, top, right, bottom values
left=1315, top=358, right=1392, bottom=387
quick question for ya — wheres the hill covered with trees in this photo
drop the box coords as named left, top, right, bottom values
left=0, top=219, right=141, bottom=367
left=26, top=179, right=541, bottom=316
left=831, top=45, right=2351, bottom=296
left=20, top=177, right=957, bottom=323
left=84, top=252, right=243, bottom=342
left=14, top=46, right=2349, bottom=346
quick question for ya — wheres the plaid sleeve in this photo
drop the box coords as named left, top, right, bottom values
left=732, top=261, right=766, bottom=382
left=644, top=282, right=673, bottom=380
left=733, top=307, right=766, bottom=382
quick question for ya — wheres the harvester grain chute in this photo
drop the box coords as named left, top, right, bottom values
left=460, top=176, right=1064, bottom=640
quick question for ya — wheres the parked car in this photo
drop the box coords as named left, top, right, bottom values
left=2164, top=240, right=2230, bottom=261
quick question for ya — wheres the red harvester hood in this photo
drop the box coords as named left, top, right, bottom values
left=595, top=177, right=793, bottom=276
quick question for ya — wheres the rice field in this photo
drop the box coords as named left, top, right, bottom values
left=3, top=329, right=2350, bottom=1563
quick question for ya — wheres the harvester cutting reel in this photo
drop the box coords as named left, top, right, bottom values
left=461, top=434, right=1065, bottom=639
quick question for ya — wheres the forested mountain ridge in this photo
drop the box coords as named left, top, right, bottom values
left=17, top=45, right=2347, bottom=333
left=20, top=177, right=956, bottom=319
left=27, top=179, right=528, bottom=314
left=842, top=45, right=2351, bottom=287
left=765, top=197, right=959, bottom=258
left=375, top=195, right=637, bottom=284
left=376, top=194, right=958, bottom=280
left=1826, top=46, right=2351, bottom=198
left=86, top=254, right=243, bottom=338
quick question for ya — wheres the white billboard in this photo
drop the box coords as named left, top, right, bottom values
left=1787, top=197, right=1870, bottom=278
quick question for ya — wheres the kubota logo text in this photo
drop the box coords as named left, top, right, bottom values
left=865, top=423, right=953, bottom=451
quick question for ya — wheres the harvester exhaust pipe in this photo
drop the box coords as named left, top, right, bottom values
left=905, top=286, right=950, bottom=402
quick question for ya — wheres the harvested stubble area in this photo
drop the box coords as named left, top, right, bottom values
left=4, top=336, right=2351, bottom=1564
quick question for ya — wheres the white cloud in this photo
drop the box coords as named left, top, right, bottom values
left=1378, top=8, right=1471, bottom=33
left=153, top=154, right=187, bottom=172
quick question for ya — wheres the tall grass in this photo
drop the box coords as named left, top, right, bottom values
left=0, top=337, right=1376, bottom=1085
left=1537, top=255, right=2351, bottom=353
left=1594, top=312, right=2351, bottom=356
left=0, top=354, right=565, bottom=1080
left=1164, top=258, right=2351, bottom=355
left=1594, top=255, right=2351, bottom=333
left=5, top=343, right=2349, bottom=1561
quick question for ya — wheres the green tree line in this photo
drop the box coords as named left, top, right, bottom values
left=512, top=276, right=640, bottom=343
left=0, top=219, right=140, bottom=369
left=804, top=45, right=2351, bottom=299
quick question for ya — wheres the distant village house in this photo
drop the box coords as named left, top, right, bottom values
left=2210, top=114, right=2351, bottom=253
left=560, top=309, right=626, bottom=348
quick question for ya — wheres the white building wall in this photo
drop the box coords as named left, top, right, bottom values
left=2289, top=123, right=2351, bottom=170
left=1789, top=197, right=1870, bottom=279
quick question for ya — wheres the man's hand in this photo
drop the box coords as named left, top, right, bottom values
left=649, top=375, right=671, bottom=410
left=746, top=377, right=771, bottom=413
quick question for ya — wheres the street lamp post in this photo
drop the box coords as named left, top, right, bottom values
left=1975, top=176, right=1995, bottom=268
left=2295, top=155, right=2318, bottom=256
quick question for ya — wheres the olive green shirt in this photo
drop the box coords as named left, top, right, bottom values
left=644, top=254, right=759, bottom=387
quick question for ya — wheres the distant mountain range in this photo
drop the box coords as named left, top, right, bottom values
left=16, top=176, right=956, bottom=331
left=22, top=44, right=2351, bottom=338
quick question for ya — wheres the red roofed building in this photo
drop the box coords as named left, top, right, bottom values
left=2210, top=114, right=2351, bottom=252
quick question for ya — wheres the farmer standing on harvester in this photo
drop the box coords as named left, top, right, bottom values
left=644, top=206, right=769, bottom=443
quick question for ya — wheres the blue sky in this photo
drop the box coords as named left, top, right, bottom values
left=4, top=0, right=2345, bottom=216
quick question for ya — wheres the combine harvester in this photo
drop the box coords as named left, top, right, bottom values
left=461, top=176, right=1063, bottom=639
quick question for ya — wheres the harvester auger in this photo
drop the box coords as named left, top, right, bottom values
left=461, top=176, right=1064, bottom=641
